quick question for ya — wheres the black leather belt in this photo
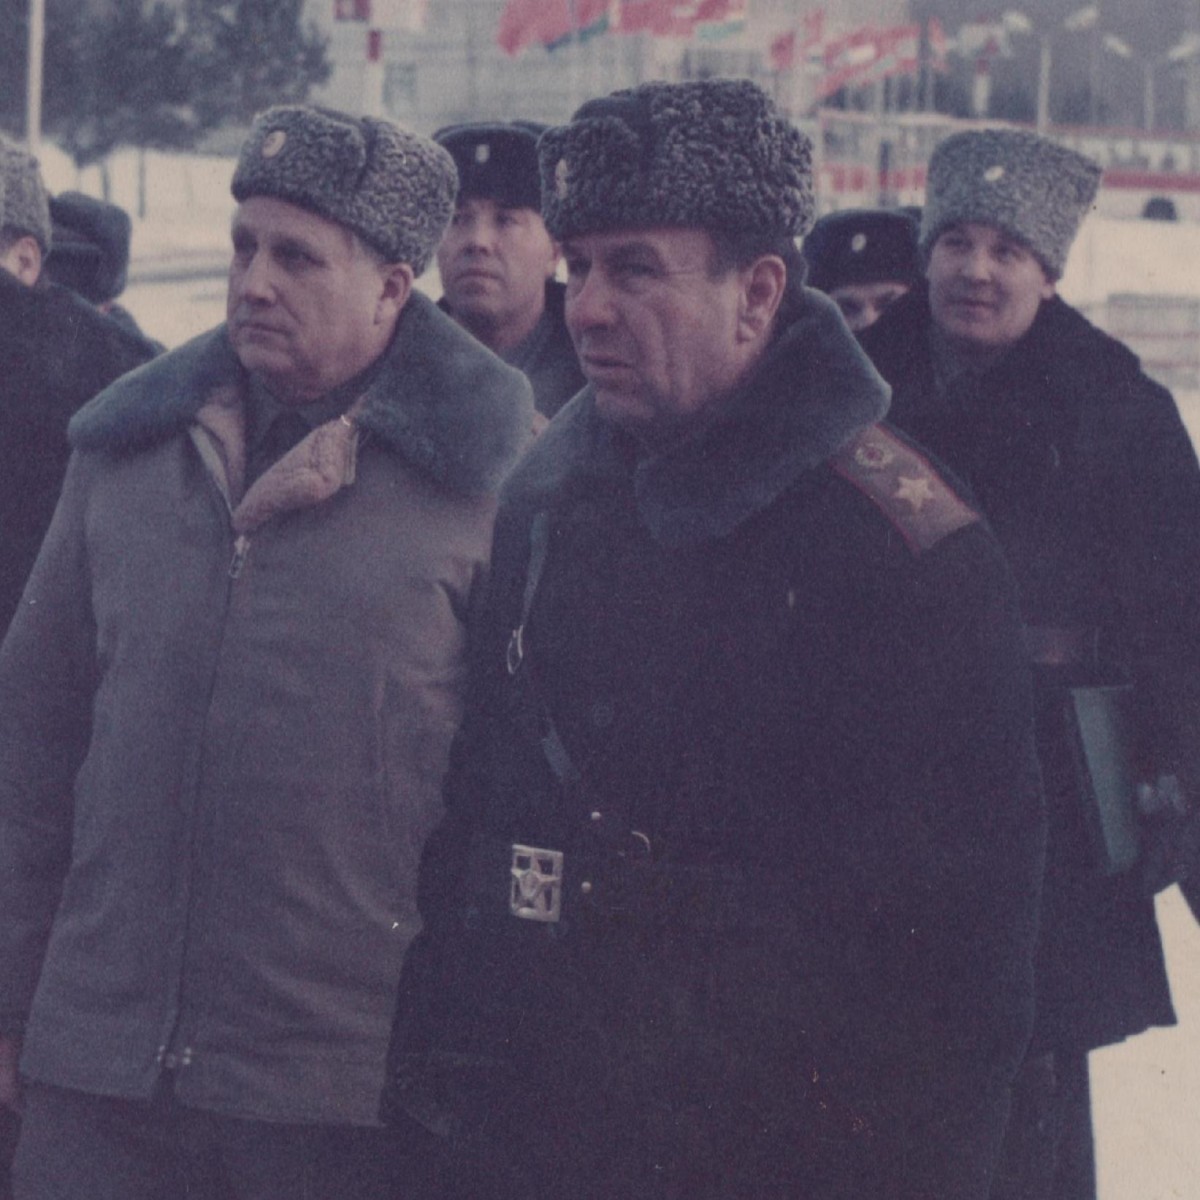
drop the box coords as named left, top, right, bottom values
left=461, top=837, right=801, bottom=933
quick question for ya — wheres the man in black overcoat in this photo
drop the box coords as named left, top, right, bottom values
left=382, top=80, right=1047, bottom=1199
left=434, top=121, right=585, bottom=420
left=860, top=127, right=1200, bottom=1200
left=0, top=137, right=159, bottom=637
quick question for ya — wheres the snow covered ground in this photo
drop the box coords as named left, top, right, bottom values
left=42, top=144, right=1200, bottom=1198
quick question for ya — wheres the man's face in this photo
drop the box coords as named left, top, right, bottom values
left=828, top=280, right=910, bottom=333
left=562, top=227, right=755, bottom=443
left=226, top=196, right=410, bottom=403
left=925, top=222, right=1055, bottom=354
left=436, top=196, right=558, bottom=350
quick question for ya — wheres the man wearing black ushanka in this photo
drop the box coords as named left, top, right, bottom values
left=383, top=80, right=1047, bottom=1199
left=435, top=121, right=585, bottom=420
left=802, top=206, right=920, bottom=333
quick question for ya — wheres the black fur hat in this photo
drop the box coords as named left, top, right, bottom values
left=45, top=192, right=133, bottom=303
left=435, top=121, right=546, bottom=212
left=232, top=105, right=458, bottom=275
left=538, top=79, right=814, bottom=241
left=802, top=208, right=919, bottom=293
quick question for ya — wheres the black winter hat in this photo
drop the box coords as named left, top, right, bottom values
left=45, top=191, right=133, bottom=303
left=539, top=79, right=815, bottom=241
left=231, top=105, right=458, bottom=275
left=802, top=208, right=920, bottom=294
left=435, top=121, right=546, bottom=212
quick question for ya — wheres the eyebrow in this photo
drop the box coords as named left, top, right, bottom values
left=605, top=241, right=666, bottom=268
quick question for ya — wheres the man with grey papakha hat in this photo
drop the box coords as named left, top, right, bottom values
left=916, top=126, right=1102, bottom=280
left=382, top=79, right=1044, bottom=1200
left=863, top=127, right=1200, bottom=1200
left=0, top=104, right=532, bottom=1200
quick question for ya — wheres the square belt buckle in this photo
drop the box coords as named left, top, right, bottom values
left=510, top=844, right=563, bottom=923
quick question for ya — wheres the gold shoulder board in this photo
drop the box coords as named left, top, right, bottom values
left=829, top=424, right=978, bottom=555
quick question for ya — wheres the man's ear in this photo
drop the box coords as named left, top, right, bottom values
left=0, top=235, right=43, bottom=286
left=377, top=261, right=415, bottom=323
left=737, top=254, right=787, bottom=342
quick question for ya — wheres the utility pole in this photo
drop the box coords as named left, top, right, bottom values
left=1187, top=0, right=1200, bottom=129
left=26, top=0, right=45, bottom=152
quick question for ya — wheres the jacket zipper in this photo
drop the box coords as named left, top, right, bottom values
left=229, top=534, right=251, bottom=579
left=158, top=428, right=252, bottom=1074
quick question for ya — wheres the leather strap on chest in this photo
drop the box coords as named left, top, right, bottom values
left=505, top=511, right=582, bottom=790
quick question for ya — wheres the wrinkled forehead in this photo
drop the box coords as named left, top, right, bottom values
left=934, top=220, right=1028, bottom=250
left=562, top=225, right=716, bottom=260
left=231, top=195, right=359, bottom=253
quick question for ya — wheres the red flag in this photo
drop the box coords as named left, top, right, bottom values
left=615, top=0, right=695, bottom=36
left=497, top=0, right=611, bottom=55
left=770, top=30, right=796, bottom=70
left=870, top=23, right=920, bottom=83
left=816, top=24, right=919, bottom=98
left=694, top=0, right=747, bottom=40
left=928, top=17, right=949, bottom=72
left=799, top=8, right=825, bottom=57
left=819, top=25, right=880, bottom=98
left=334, top=0, right=370, bottom=20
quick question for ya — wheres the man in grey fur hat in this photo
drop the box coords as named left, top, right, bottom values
left=435, top=121, right=585, bottom=421
left=861, top=127, right=1200, bottom=1200
left=382, top=80, right=1046, bottom=1199
left=0, top=105, right=532, bottom=1200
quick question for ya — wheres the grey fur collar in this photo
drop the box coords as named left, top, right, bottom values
left=504, top=285, right=891, bottom=546
left=69, top=292, right=534, bottom=497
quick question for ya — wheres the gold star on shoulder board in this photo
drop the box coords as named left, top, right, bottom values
left=895, top=474, right=936, bottom=511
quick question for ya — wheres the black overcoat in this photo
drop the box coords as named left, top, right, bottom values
left=385, top=288, right=1046, bottom=1199
left=863, top=288, right=1200, bottom=1053
left=0, top=271, right=158, bottom=633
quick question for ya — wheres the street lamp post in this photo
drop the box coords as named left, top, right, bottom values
left=26, top=0, right=45, bottom=152
left=1004, top=5, right=1099, bottom=133
left=1101, top=32, right=1200, bottom=132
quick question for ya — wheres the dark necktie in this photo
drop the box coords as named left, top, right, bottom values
left=247, top=411, right=310, bottom=486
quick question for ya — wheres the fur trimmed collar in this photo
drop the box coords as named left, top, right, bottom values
left=503, top=285, right=891, bottom=547
left=68, top=292, right=534, bottom=497
left=862, top=287, right=1149, bottom=405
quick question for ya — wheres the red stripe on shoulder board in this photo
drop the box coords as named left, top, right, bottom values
left=829, top=425, right=978, bottom=555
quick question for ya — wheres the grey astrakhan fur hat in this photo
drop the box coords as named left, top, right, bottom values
left=919, top=128, right=1102, bottom=279
left=802, top=207, right=920, bottom=293
left=0, top=134, right=52, bottom=251
left=435, top=121, right=546, bottom=212
left=538, top=79, right=815, bottom=241
left=231, top=105, right=458, bottom=275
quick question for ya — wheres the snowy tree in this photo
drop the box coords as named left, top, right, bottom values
left=1, top=0, right=329, bottom=163
left=52, top=0, right=198, bottom=170
left=184, top=0, right=330, bottom=129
